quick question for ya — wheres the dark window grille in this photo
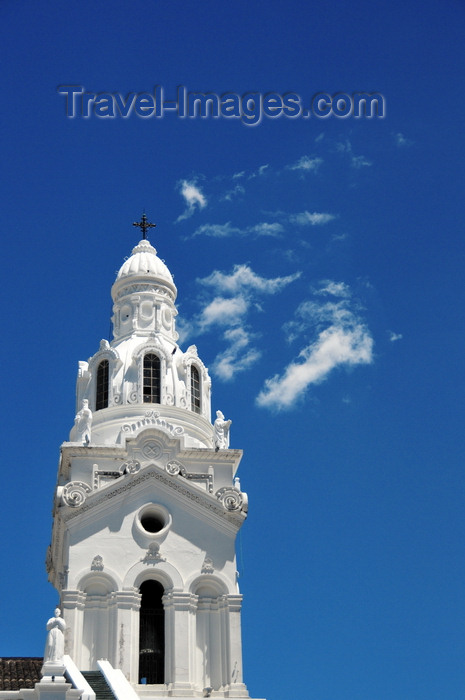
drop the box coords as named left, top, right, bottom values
left=139, top=580, right=165, bottom=684
left=143, top=354, right=161, bottom=403
left=190, top=365, right=201, bottom=414
left=95, top=360, right=109, bottom=411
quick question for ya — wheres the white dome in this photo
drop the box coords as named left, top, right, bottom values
left=117, top=239, right=173, bottom=283
left=112, top=239, right=177, bottom=301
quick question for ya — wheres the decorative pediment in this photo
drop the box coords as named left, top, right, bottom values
left=59, top=461, right=247, bottom=530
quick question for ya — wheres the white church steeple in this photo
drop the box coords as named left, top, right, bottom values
left=71, top=231, right=213, bottom=449
left=47, top=220, right=264, bottom=700
left=111, top=238, right=178, bottom=342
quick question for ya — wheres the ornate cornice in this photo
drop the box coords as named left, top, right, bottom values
left=113, top=282, right=176, bottom=303
left=60, top=464, right=246, bottom=529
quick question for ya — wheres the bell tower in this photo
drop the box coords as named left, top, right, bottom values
left=47, top=219, right=263, bottom=699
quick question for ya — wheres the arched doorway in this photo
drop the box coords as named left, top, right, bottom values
left=139, top=580, right=165, bottom=684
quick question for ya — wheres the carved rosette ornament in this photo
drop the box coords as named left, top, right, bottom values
left=215, top=487, right=243, bottom=512
left=142, top=442, right=162, bottom=460
left=166, top=460, right=183, bottom=476
left=62, top=481, right=92, bottom=507
left=120, top=459, right=141, bottom=475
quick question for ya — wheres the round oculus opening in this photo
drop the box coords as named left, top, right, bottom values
left=140, top=513, right=165, bottom=533
left=135, top=503, right=171, bottom=539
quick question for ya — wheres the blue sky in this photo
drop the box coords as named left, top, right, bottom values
left=1, top=1, right=465, bottom=698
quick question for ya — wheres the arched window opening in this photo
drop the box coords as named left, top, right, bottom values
left=139, top=580, right=165, bottom=684
left=143, top=354, right=161, bottom=403
left=95, top=360, right=109, bottom=411
left=190, top=365, right=201, bottom=414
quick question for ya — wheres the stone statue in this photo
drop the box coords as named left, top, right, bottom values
left=44, top=608, right=66, bottom=663
left=214, top=410, right=232, bottom=450
left=74, top=399, right=92, bottom=444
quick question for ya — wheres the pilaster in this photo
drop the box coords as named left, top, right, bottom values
left=61, top=590, right=86, bottom=664
left=163, top=591, right=197, bottom=694
left=223, top=595, right=249, bottom=698
left=111, top=588, right=141, bottom=682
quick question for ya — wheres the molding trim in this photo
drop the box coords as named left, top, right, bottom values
left=61, top=464, right=246, bottom=528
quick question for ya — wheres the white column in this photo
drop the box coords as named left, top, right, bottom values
left=210, top=597, right=223, bottom=691
left=195, top=597, right=211, bottom=690
left=82, top=593, right=110, bottom=669
left=111, top=588, right=141, bottom=682
left=61, top=590, right=86, bottom=667
left=163, top=591, right=197, bottom=695
left=223, top=594, right=249, bottom=698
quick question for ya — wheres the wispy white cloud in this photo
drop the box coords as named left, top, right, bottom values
left=192, top=220, right=284, bottom=238
left=212, top=327, right=261, bottom=380
left=176, top=179, right=207, bottom=222
left=257, top=281, right=373, bottom=410
left=351, top=155, right=372, bottom=169
left=238, top=208, right=337, bottom=234
left=257, top=324, right=373, bottom=410
left=188, top=264, right=301, bottom=381
left=221, top=184, right=245, bottom=201
left=336, top=140, right=372, bottom=169
left=190, top=294, right=262, bottom=380
left=315, top=280, right=351, bottom=298
left=249, top=222, right=284, bottom=236
left=331, top=232, right=349, bottom=243
left=389, top=331, right=403, bottom=342
left=207, top=164, right=271, bottom=202
left=192, top=222, right=242, bottom=238
left=198, top=295, right=249, bottom=330
left=394, top=132, right=413, bottom=147
left=290, top=211, right=336, bottom=226
left=282, top=249, right=300, bottom=263
left=283, top=298, right=352, bottom=343
left=175, top=316, right=195, bottom=345
left=289, top=155, right=323, bottom=172
left=248, top=164, right=269, bottom=179
left=335, top=140, right=351, bottom=153
left=199, top=264, right=301, bottom=295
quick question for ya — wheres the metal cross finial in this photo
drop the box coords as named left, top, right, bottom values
left=133, top=213, right=156, bottom=240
